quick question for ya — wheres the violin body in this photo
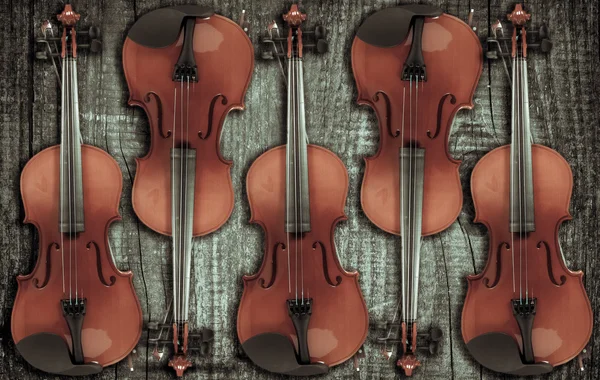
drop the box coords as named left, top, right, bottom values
left=122, top=14, right=253, bottom=236
left=462, top=144, right=593, bottom=365
left=12, top=145, right=142, bottom=366
left=237, top=145, right=369, bottom=366
left=352, top=13, right=482, bottom=235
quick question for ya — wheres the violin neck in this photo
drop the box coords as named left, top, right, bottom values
left=400, top=147, right=425, bottom=323
left=59, top=54, right=85, bottom=234
left=285, top=56, right=311, bottom=234
left=171, top=147, right=196, bottom=324
left=509, top=54, right=536, bottom=233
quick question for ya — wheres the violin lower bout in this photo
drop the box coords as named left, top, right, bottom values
left=462, top=144, right=593, bottom=366
left=13, top=145, right=142, bottom=367
left=238, top=145, right=369, bottom=367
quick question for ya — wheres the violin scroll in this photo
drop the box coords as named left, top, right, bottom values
left=507, top=4, right=530, bottom=26
left=283, top=4, right=306, bottom=27
left=260, top=5, right=328, bottom=64
left=57, top=4, right=80, bottom=26
left=36, top=5, right=102, bottom=84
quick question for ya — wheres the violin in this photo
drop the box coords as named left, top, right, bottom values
left=122, top=5, right=253, bottom=376
left=462, top=4, right=593, bottom=376
left=12, top=4, right=142, bottom=376
left=352, top=5, right=482, bottom=375
left=237, top=5, right=368, bottom=376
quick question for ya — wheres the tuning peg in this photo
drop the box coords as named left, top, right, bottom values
left=41, top=20, right=54, bottom=38
left=538, top=24, right=549, bottom=39
left=486, top=50, right=499, bottom=59
left=418, top=341, right=440, bottom=355
left=90, top=39, right=102, bottom=53
left=238, top=9, right=250, bottom=34
left=491, top=19, right=504, bottom=38
left=261, top=50, right=275, bottom=60
left=540, top=38, right=553, bottom=53
left=89, top=26, right=101, bottom=39
left=316, top=39, right=328, bottom=54
left=201, top=328, right=215, bottom=342
left=429, top=327, right=443, bottom=342
left=36, top=50, right=48, bottom=60
left=467, top=9, right=476, bottom=31
left=314, top=25, right=327, bottom=39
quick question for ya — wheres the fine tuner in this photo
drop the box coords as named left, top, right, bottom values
left=374, top=323, right=443, bottom=358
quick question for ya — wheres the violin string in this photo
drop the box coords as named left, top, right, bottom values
left=286, top=56, right=291, bottom=295
left=400, top=82, right=406, bottom=326
left=292, top=53, right=299, bottom=304
left=185, top=75, right=190, bottom=321
left=510, top=51, right=516, bottom=296
left=517, top=41, right=523, bottom=304
left=60, top=55, right=66, bottom=297
left=172, top=87, right=178, bottom=324
left=521, top=41, right=529, bottom=304
left=297, top=55, right=304, bottom=304
left=73, top=55, right=79, bottom=304
left=413, top=75, right=419, bottom=323
left=66, top=54, right=73, bottom=304
left=407, top=74, right=413, bottom=325
left=179, top=79, right=184, bottom=325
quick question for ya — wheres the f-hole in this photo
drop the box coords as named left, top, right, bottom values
left=428, top=93, right=456, bottom=139
left=372, top=91, right=399, bottom=138
left=259, top=242, right=284, bottom=289
left=86, top=241, right=116, bottom=287
left=33, top=242, right=59, bottom=289
left=484, top=242, right=509, bottom=288
left=199, top=94, right=228, bottom=139
left=144, top=92, right=170, bottom=138
left=537, top=241, right=567, bottom=286
left=312, top=241, right=342, bottom=287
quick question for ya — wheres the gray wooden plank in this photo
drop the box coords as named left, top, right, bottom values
left=0, top=0, right=598, bottom=379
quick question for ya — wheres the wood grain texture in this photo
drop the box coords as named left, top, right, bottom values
left=0, top=0, right=598, bottom=379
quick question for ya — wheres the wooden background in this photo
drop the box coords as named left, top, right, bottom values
left=0, top=0, right=598, bottom=379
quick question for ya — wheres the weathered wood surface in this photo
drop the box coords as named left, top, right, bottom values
left=0, top=0, right=598, bottom=379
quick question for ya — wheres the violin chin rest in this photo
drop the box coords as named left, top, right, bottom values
left=241, top=333, right=329, bottom=376
left=466, top=332, right=553, bottom=376
left=16, top=333, right=103, bottom=376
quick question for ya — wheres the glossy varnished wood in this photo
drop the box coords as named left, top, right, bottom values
left=462, top=144, right=593, bottom=365
left=352, top=13, right=482, bottom=236
left=12, top=145, right=142, bottom=366
left=237, top=145, right=369, bottom=367
left=122, top=14, right=254, bottom=236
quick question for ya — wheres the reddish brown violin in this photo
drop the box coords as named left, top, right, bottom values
left=12, top=4, right=142, bottom=376
left=237, top=5, right=368, bottom=376
left=122, top=5, right=253, bottom=376
left=352, top=5, right=481, bottom=375
left=462, top=5, right=592, bottom=376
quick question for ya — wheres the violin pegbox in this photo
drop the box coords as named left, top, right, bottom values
left=35, top=4, right=103, bottom=83
left=482, top=4, right=552, bottom=83
left=260, top=4, right=328, bottom=67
